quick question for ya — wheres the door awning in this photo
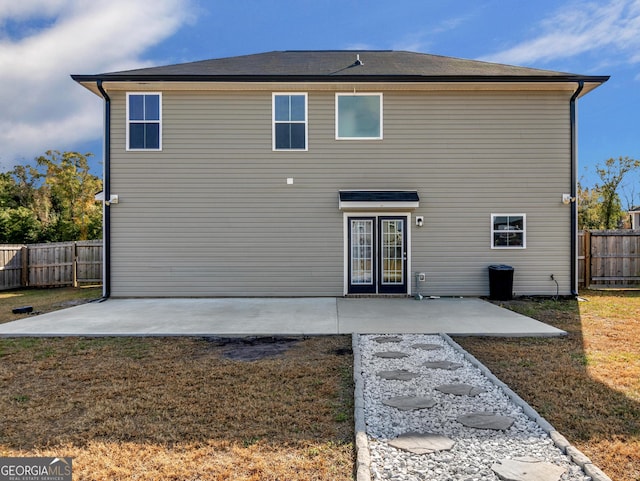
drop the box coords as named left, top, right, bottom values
left=338, top=190, right=420, bottom=211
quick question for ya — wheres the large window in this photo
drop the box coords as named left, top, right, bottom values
left=273, top=93, right=307, bottom=150
left=491, top=214, right=526, bottom=249
left=127, top=93, right=161, bottom=151
left=336, top=93, right=382, bottom=139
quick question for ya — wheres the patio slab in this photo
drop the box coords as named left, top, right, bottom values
left=0, top=297, right=566, bottom=337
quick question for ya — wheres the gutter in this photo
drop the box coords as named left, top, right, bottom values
left=72, top=73, right=611, bottom=85
left=96, top=80, right=111, bottom=299
left=570, top=81, right=584, bottom=297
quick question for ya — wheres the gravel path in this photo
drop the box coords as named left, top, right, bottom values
left=355, top=333, right=611, bottom=481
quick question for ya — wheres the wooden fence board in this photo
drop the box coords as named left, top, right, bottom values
left=0, top=241, right=103, bottom=290
left=75, top=240, right=103, bottom=285
left=579, top=230, right=640, bottom=288
left=0, top=246, right=24, bottom=290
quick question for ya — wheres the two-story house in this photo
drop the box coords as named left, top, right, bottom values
left=72, top=50, right=608, bottom=298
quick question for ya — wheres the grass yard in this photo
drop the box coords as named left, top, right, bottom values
left=0, top=286, right=101, bottom=324
left=2, top=288, right=638, bottom=480
left=0, top=288, right=355, bottom=480
left=455, top=289, right=640, bottom=481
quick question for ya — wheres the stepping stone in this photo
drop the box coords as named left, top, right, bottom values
left=388, top=432, right=455, bottom=454
left=411, top=343, right=442, bottom=351
left=435, top=383, right=487, bottom=396
left=377, top=369, right=420, bottom=381
left=374, top=351, right=410, bottom=359
left=382, top=396, right=437, bottom=411
left=373, top=336, right=402, bottom=343
left=422, top=360, right=463, bottom=370
left=492, top=457, right=566, bottom=481
left=457, top=412, right=515, bottom=430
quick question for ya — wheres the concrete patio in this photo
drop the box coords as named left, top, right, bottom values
left=0, top=297, right=565, bottom=337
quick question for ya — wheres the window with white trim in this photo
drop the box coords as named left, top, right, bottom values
left=127, top=93, right=161, bottom=151
left=273, top=93, right=307, bottom=150
left=336, top=93, right=382, bottom=139
left=491, top=214, right=526, bottom=249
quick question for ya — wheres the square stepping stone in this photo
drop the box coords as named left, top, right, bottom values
left=377, top=369, right=420, bottom=381
left=382, top=396, right=437, bottom=411
left=388, top=432, right=455, bottom=454
left=435, top=383, right=487, bottom=396
left=422, top=360, right=463, bottom=370
left=492, top=457, right=566, bottom=481
left=457, top=412, right=515, bottom=430
left=374, top=351, right=410, bottom=359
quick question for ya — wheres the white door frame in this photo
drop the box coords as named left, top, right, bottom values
left=343, top=212, right=412, bottom=295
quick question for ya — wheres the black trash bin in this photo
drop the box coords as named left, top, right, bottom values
left=488, top=265, right=514, bottom=300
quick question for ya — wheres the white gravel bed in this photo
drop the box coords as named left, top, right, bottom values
left=359, top=334, right=590, bottom=481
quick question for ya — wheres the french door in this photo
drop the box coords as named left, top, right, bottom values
left=348, top=216, right=407, bottom=294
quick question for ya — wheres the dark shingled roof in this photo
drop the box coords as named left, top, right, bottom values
left=72, top=50, right=609, bottom=84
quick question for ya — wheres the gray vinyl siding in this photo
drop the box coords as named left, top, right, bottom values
left=108, top=88, right=572, bottom=297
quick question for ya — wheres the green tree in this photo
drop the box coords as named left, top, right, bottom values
left=577, top=183, right=605, bottom=230
left=0, top=151, right=102, bottom=243
left=35, top=151, right=102, bottom=241
left=0, top=172, right=17, bottom=208
left=0, top=207, right=42, bottom=243
left=595, top=156, right=640, bottom=229
left=0, top=172, right=44, bottom=242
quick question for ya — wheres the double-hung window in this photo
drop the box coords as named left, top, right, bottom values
left=336, top=93, right=382, bottom=139
left=491, top=214, right=526, bottom=249
left=127, top=93, right=162, bottom=151
left=273, top=93, right=307, bottom=150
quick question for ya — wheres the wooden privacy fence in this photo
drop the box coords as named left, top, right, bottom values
left=579, top=230, right=640, bottom=288
left=0, top=240, right=102, bottom=290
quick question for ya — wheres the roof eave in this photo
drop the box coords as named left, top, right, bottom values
left=72, top=73, right=610, bottom=83
left=71, top=74, right=609, bottom=98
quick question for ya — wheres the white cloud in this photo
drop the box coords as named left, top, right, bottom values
left=0, top=0, right=195, bottom=171
left=480, top=0, right=640, bottom=67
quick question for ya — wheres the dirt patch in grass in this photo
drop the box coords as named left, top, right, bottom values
left=454, top=290, right=640, bottom=481
left=0, top=335, right=355, bottom=480
left=212, top=336, right=301, bottom=362
left=0, top=286, right=101, bottom=324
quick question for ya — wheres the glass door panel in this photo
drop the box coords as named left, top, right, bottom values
left=349, top=218, right=375, bottom=293
left=379, top=217, right=406, bottom=293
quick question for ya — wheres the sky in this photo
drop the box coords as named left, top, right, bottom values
left=0, top=0, right=639, bottom=195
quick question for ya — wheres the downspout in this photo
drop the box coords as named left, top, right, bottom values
left=570, top=81, right=584, bottom=297
left=96, top=80, right=111, bottom=299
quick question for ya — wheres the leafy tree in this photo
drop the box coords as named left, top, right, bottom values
left=577, top=183, right=605, bottom=230
left=35, top=151, right=102, bottom=241
left=0, top=151, right=102, bottom=243
left=0, top=207, right=42, bottom=243
left=0, top=172, right=17, bottom=208
left=595, top=156, right=640, bottom=229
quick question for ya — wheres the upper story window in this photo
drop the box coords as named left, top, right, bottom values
left=336, top=93, right=382, bottom=140
left=127, top=93, right=162, bottom=151
left=491, top=214, right=526, bottom=249
left=273, top=93, right=307, bottom=151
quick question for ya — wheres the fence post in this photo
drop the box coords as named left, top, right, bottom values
left=584, top=230, right=592, bottom=289
left=73, top=242, right=78, bottom=288
left=20, top=246, right=28, bottom=287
